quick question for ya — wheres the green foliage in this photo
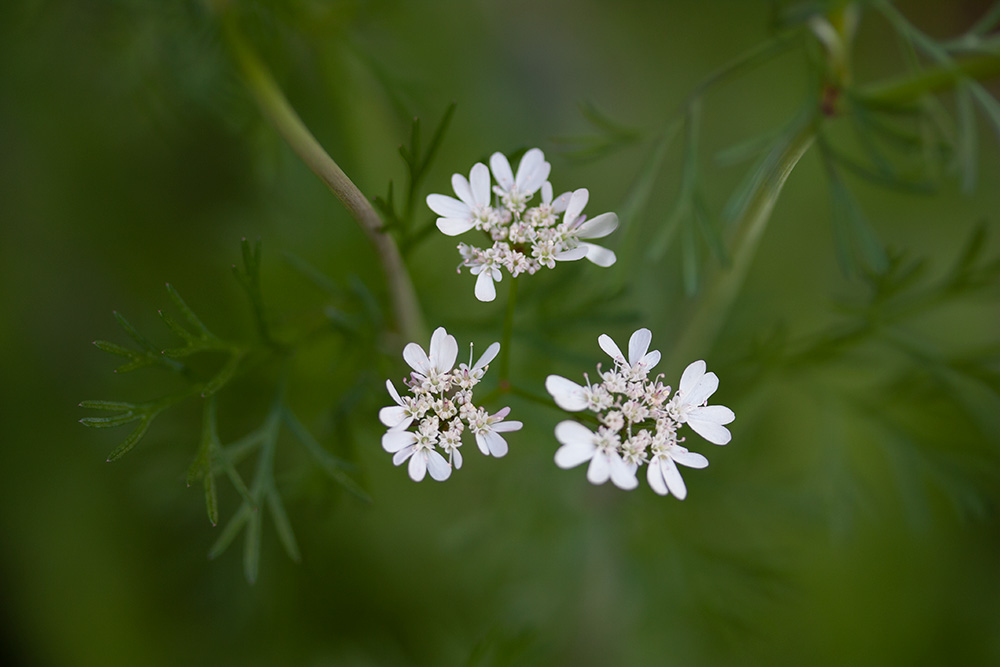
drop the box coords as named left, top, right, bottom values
left=38, top=1, right=997, bottom=662
left=738, top=223, right=1000, bottom=529
left=374, top=102, right=457, bottom=253
left=81, top=240, right=368, bottom=581
left=576, top=0, right=1000, bottom=301
left=552, top=100, right=643, bottom=162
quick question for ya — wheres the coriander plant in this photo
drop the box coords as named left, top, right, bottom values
left=70, top=1, right=1000, bottom=662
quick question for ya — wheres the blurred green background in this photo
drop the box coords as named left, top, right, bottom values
left=2, top=0, right=999, bottom=665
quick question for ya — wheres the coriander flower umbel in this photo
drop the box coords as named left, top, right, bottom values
left=379, top=327, right=520, bottom=482
left=545, top=328, right=734, bottom=499
left=427, top=147, right=619, bottom=302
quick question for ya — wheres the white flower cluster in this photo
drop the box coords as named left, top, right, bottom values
left=380, top=327, right=522, bottom=482
left=426, top=148, right=619, bottom=302
left=545, top=329, right=735, bottom=499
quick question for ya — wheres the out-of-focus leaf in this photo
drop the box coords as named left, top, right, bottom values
left=208, top=503, right=251, bottom=561
left=825, top=158, right=888, bottom=276
left=968, top=81, right=1000, bottom=146
left=266, top=489, right=300, bottom=563
left=552, top=100, right=642, bottom=162
left=954, top=83, right=978, bottom=193
left=243, top=499, right=262, bottom=584
left=681, top=217, right=700, bottom=295
left=283, top=409, right=371, bottom=502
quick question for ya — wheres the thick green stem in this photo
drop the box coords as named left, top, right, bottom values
left=498, top=276, right=519, bottom=386
left=667, top=120, right=816, bottom=371
left=220, top=15, right=425, bottom=342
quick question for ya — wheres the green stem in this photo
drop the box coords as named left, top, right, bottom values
left=853, top=54, right=1000, bottom=109
left=498, top=276, right=519, bottom=386
left=219, top=13, right=426, bottom=342
left=666, top=118, right=817, bottom=371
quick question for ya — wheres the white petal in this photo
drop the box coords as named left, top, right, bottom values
left=646, top=459, right=669, bottom=496
left=515, top=148, right=550, bottom=195
left=672, top=449, right=710, bottom=468
left=609, top=454, right=639, bottom=490
left=474, top=269, right=497, bottom=302
left=627, top=329, right=652, bottom=367
left=686, top=415, right=732, bottom=445
left=408, top=451, right=427, bottom=481
left=554, top=246, right=588, bottom=261
left=382, top=430, right=416, bottom=453
left=554, top=419, right=596, bottom=446
left=694, top=404, right=735, bottom=425
left=426, top=194, right=470, bottom=219
left=392, top=444, right=416, bottom=466
left=491, top=406, right=511, bottom=420
left=473, top=341, right=500, bottom=371
left=582, top=243, right=616, bottom=267
left=385, top=378, right=403, bottom=406
left=470, top=163, right=492, bottom=206
left=378, top=405, right=408, bottom=429
left=492, top=420, right=522, bottom=433
left=426, top=450, right=452, bottom=481
left=402, top=342, right=430, bottom=375
left=587, top=452, right=611, bottom=484
left=678, top=360, right=707, bottom=396
left=545, top=376, right=588, bottom=411
left=575, top=212, right=618, bottom=239
left=639, top=350, right=661, bottom=371
left=686, top=372, right=719, bottom=407
left=483, top=430, right=509, bottom=457
left=551, top=190, right=572, bottom=213
left=429, top=327, right=458, bottom=373
left=661, top=456, right=688, bottom=500
left=475, top=433, right=490, bottom=456
left=453, top=448, right=463, bottom=470
left=541, top=181, right=553, bottom=204
left=436, top=217, right=477, bottom=236
left=598, top=334, right=626, bottom=366
left=564, top=188, right=589, bottom=224
left=554, top=441, right=597, bottom=469
left=451, top=173, right=473, bottom=208
left=489, top=152, right=514, bottom=191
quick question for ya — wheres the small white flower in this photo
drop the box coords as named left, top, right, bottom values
left=470, top=262, right=503, bottom=302
left=381, top=430, right=452, bottom=482
left=601, top=369, right=627, bottom=394
left=585, top=383, right=614, bottom=412
left=469, top=406, right=523, bottom=457
left=440, top=418, right=465, bottom=469
left=490, top=148, right=550, bottom=212
left=668, top=360, right=735, bottom=445
left=453, top=341, right=500, bottom=389
left=602, top=410, right=625, bottom=432
left=427, top=163, right=493, bottom=237
left=620, top=399, right=648, bottom=424
left=378, top=378, right=420, bottom=431
left=598, top=328, right=661, bottom=378
left=539, top=181, right=572, bottom=214
left=403, top=326, right=459, bottom=386
left=554, top=189, right=619, bottom=266
left=553, top=421, right=638, bottom=490
left=646, top=445, right=709, bottom=499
